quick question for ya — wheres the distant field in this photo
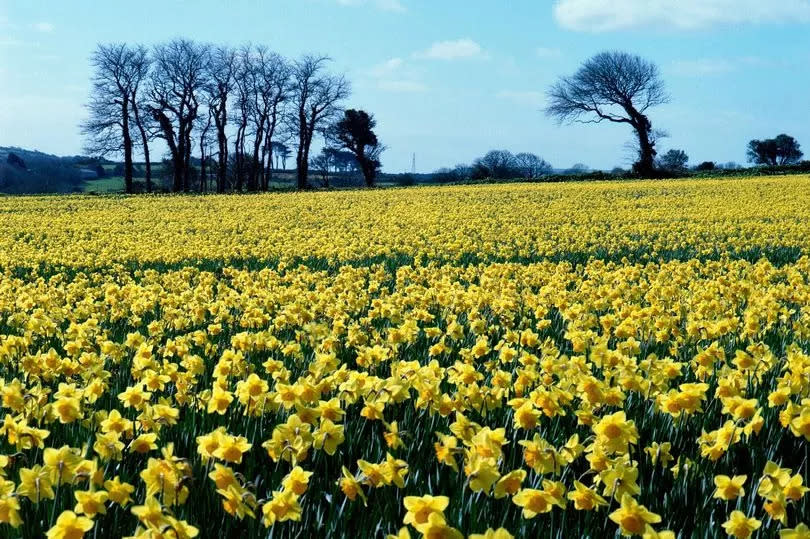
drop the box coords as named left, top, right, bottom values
left=83, top=176, right=124, bottom=193
left=1, top=176, right=810, bottom=538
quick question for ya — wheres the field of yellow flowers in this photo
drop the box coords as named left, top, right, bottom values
left=1, top=175, right=810, bottom=538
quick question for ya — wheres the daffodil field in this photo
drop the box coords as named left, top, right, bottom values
left=3, top=176, right=810, bottom=538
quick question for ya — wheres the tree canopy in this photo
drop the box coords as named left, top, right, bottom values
left=747, top=135, right=803, bottom=166
left=658, top=149, right=689, bottom=173
left=331, top=109, right=383, bottom=187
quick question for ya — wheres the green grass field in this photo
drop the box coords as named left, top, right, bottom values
left=83, top=177, right=125, bottom=193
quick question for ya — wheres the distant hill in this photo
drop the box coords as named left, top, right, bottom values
left=0, top=146, right=111, bottom=194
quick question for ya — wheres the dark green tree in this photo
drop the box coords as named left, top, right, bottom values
left=658, top=149, right=689, bottom=173
left=747, top=135, right=803, bottom=166
left=332, top=109, right=383, bottom=187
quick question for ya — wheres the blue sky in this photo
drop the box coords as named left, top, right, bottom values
left=1, top=0, right=809, bottom=172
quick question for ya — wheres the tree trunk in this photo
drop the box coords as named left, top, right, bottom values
left=265, top=145, right=273, bottom=190
left=296, top=139, right=308, bottom=190
left=200, top=147, right=206, bottom=193
left=633, top=115, right=656, bottom=177
left=174, top=120, right=186, bottom=192
left=215, top=108, right=228, bottom=193
left=260, top=141, right=270, bottom=191
left=296, top=155, right=309, bottom=189
left=131, top=98, right=152, bottom=193
left=235, top=121, right=247, bottom=192
left=297, top=120, right=317, bottom=190
left=296, top=110, right=309, bottom=189
left=142, top=141, right=152, bottom=193
left=121, top=101, right=134, bottom=194
left=249, top=125, right=264, bottom=192
left=354, top=148, right=375, bottom=188
left=183, top=120, right=194, bottom=192
left=153, top=109, right=181, bottom=190
left=362, top=162, right=375, bottom=187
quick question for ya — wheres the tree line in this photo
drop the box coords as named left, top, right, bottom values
left=83, top=43, right=805, bottom=193
left=82, top=40, right=384, bottom=193
left=653, top=134, right=804, bottom=175
left=434, top=150, right=553, bottom=182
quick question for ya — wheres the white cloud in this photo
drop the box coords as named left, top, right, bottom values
left=536, top=47, right=562, bottom=58
left=377, top=80, right=428, bottom=93
left=336, top=0, right=405, bottom=12
left=32, top=21, right=54, bottom=33
left=369, top=57, right=404, bottom=77
left=496, top=90, right=546, bottom=107
left=418, top=38, right=484, bottom=60
left=553, top=0, right=810, bottom=31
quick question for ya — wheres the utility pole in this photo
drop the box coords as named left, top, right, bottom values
left=411, top=153, right=416, bottom=174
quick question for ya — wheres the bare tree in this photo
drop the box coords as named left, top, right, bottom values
left=289, top=56, right=350, bottom=189
left=272, top=142, right=291, bottom=170
left=514, top=152, right=552, bottom=179
left=198, top=108, right=215, bottom=192
left=205, top=46, right=237, bottom=193
left=260, top=64, right=291, bottom=191
left=82, top=43, right=150, bottom=193
left=474, top=150, right=518, bottom=179
left=127, top=46, right=152, bottom=192
left=311, top=147, right=332, bottom=188
left=232, top=45, right=253, bottom=192
left=244, top=46, right=290, bottom=191
left=546, top=51, right=668, bottom=177
left=149, top=39, right=209, bottom=191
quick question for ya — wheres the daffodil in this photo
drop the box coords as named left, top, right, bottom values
left=713, top=475, right=747, bottom=501
left=722, top=511, right=761, bottom=539
left=403, top=494, right=449, bottom=526
left=282, top=466, right=313, bottom=495
left=609, top=495, right=662, bottom=536
left=46, top=510, right=94, bottom=539
left=494, top=470, right=526, bottom=499
left=567, top=480, right=608, bottom=511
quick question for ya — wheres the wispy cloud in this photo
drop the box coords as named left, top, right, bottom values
left=367, top=57, right=427, bottom=92
left=369, top=57, right=404, bottom=77
left=536, top=47, right=562, bottom=58
left=336, top=0, right=405, bottom=12
left=496, top=90, right=546, bottom=107
left=32, top=21, right=54, bottom=33
left=553, top=0, right=810, bottom=31
left=417, top=38, right=485, bottom=60
left=668, top=56, right=764, bottom=76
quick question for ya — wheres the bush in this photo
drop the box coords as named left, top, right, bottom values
left=391, top=174, right=416, bottom=187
